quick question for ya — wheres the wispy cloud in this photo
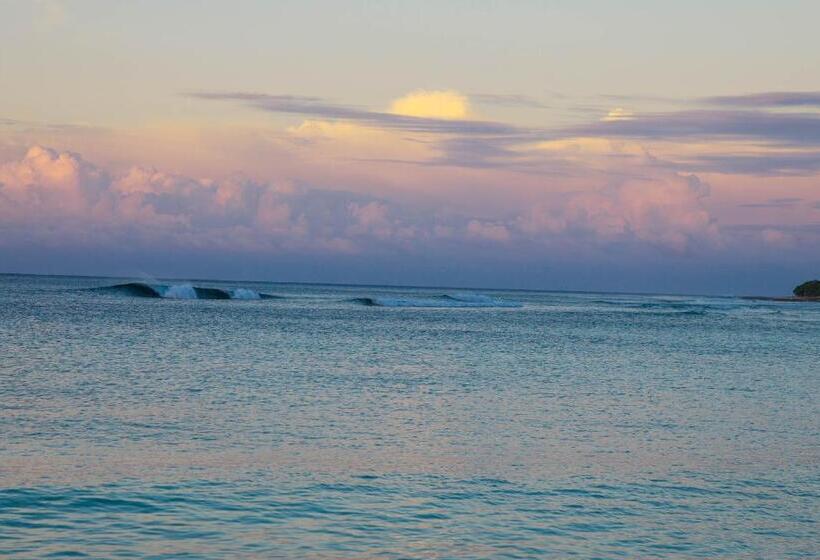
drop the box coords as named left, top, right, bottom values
left=0, top=117, right=104, bottom=133
left=185, top=91, right=524, bottom=135
left=563, top=109, right=820, bottom=146
left=738, top=197, right=803, bottom=208
left=677, top=151, right=820, bottom=176
left=597, top=93, right=682, bottom=104
left=186, top=90, right=820, bottom=175
left=469, top=93, right=548, bottom=109
left=701, top=91, right=820, bottom=108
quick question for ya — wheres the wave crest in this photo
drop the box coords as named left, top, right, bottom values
left=95, top=282, right=275, bottom=300
left=352, top=293, right=521, bottom=308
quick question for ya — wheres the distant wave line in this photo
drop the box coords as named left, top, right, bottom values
left=93, top=282, right=280, bottom=300
left=351, top=293, right=522, bottom=308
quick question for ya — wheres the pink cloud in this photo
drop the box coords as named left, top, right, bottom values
left=466, top=220, right=512, bottom=242
left=347, top=201, right=392, bottom=238
left=760, top=228, right=795, bottom=248
left=516, top=174, right=719, bottom=252
left=1, top=146, right=807, bottom=262
left=0, top=146, right=107, bottom=215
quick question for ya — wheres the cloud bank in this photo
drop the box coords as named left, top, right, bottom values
left=0, top=146, right=725, bottom=258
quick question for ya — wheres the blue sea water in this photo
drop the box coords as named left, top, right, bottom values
left=0, top=273, right=818, bottom=558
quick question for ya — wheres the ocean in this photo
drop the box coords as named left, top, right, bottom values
left=1, top=273, right=818, bottom=558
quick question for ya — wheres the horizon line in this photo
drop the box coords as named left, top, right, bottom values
left=0, top=270, right=760, bottom=300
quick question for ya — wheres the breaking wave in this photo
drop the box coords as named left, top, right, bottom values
left=95, top=282, right=277, bottom=300
left=352, top=293, right=521, bottom=308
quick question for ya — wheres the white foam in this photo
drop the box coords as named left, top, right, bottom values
left=160, top=284, right=198, bottom=299
left=230, top=288, right=261, bottom=300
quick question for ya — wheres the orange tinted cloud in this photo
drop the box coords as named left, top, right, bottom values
left=390, top=90, right=470, bottom=120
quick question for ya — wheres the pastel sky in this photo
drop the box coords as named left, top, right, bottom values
left=1, top=0, right=819, bottom=294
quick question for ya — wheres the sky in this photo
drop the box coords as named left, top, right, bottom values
left=1, top=0, right=819, bottom=294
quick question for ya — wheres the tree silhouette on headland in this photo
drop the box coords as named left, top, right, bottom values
left=793, top=280, right=820, bottom=297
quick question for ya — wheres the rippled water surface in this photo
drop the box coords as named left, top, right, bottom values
left=1, top=274, right=818, bottom=558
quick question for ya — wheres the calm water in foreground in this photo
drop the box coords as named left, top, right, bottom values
left=1, top=274, right=818, bottom=558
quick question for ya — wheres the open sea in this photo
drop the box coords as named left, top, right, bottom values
left=1, top=273, right=818, bottom=558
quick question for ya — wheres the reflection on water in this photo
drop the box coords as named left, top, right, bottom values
left=1, top=275, right=818, bottom=558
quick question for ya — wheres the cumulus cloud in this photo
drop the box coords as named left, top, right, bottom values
left=466, top=220, right=511, bottom=242
left=390, top=90, right=469, bottom=120
left=516, top=174, right=719, bottom=252
left=0, top=146, right=108, bottom=215
left=0, top=146, right=782, bottom=259
left=0, top=146, right=395, bottom=253
left=347, top=201, right=393, bottom=238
